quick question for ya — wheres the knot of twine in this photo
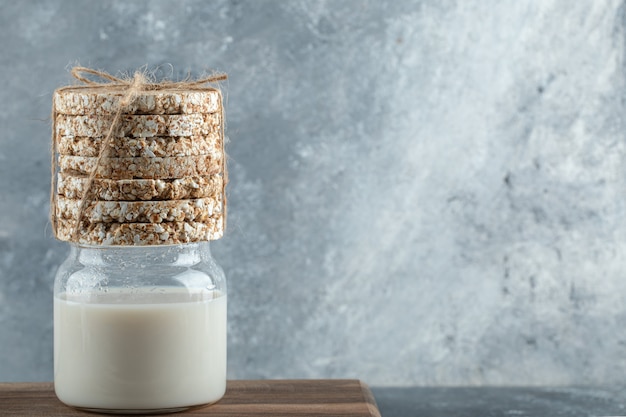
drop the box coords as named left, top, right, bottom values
left=50, top=66, right=227, bottom=242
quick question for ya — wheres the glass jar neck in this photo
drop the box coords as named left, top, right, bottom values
left=71, top=243, right=212, bottom=267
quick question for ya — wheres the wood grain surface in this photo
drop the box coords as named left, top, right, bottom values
left=0, top=379, right=381, bottom=416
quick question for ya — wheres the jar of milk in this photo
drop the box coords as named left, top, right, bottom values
left=53, top=243, right=227, bottom=413
left=51, top=67, right=229, bottom=413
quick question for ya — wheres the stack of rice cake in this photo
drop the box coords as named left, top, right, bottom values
left=52, top=86, right=225, bottom=245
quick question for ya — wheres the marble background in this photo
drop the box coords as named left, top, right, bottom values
left=1, top=0, right=626, bottom=386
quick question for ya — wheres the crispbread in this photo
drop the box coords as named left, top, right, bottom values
left=55, top=219, right=224, bottom=245
left=54, top=86, right=222, bottom=115
left=51, top=73, right=228, bottom=245
left=55, top=113, right=221, bottom=138
left=56, top=196, right=222, bottom=223
left=56, top=134, right=221, bottom=157
left=56, top=173, right=224, bottom=201
left=58, top=154, right=222, bottom=179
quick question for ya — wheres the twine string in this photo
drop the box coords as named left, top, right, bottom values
left=70, top=66, right=227, bottom=89
left=71, top=67, right=123, bottom=85
left=50, top=66, right=228, bottom=242
left=70, top=71, right=145, bottom=242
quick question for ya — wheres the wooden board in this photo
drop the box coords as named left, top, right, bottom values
left=0, top=379, right=381, bottom=417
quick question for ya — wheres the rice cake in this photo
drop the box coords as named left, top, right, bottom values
left=55, top=219, right=224, bottom=245
left=56, top=134, right=221, bottom=157
left=54, top=86, right=222, bottom=115
left=58, top=154, right=222, bottom=179
left=55, top=113, right=221, bottom=138
left=56, top=173, right=224, bottom=201
left=56, top=196, right=222, bottom=223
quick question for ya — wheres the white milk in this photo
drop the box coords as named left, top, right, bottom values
left=54, top=288, right=226, bottom=412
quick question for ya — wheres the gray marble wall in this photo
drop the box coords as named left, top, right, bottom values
left=1, top=0, right=626, bottom=386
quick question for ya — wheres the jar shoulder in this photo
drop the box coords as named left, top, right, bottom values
left=54, top=244, right=226, bottom=296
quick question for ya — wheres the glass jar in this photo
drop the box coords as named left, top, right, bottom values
left=53, top=242, right=227, bottom=414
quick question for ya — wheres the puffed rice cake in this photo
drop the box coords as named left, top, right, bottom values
left=58, top=154, right=222, bottom=179
left=56, top=196, right=222, bottom=223
left=52, top=82, right=227, bottom=245
left=56, top=133, right=221, bottom=157
left=55, top=113, right=221, bottom=138
left=55, top=219, right=224, bottom=245
left=56, top=173, right=224, bottom=201
left=54, top=86, right=222, bottom=115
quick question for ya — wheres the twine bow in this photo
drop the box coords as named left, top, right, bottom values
left=50, top=66, right=227, bottom=243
